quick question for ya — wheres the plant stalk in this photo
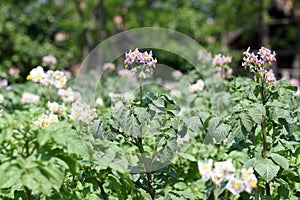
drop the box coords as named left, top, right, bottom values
left=25, top=186, right=33, bottom=200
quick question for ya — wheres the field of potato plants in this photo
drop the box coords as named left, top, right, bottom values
left=0, top=46, right=299, bottom=200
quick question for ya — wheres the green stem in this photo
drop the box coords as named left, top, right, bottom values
left=25, top=186, right=33, bottom=200
left=135, top=138, right=155, bottom=199
left=139, top=76, right=143, bottom=107
left=262, top=114, right=267, bottom=157
left=213, top=184, right=218, bottom=200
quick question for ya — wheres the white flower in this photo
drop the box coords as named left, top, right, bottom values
left=33, top=113, right=59, bottom=127
left=177, top=134, right=190, bottom=144
left=170, top=90, right=182, bottom=98
left=188, top=79, right=204, bottom=93
left=214, top=159, right=235, bottom=180
left=198, top=159, right=213, bottom=181
left=26, top=66, right=46, bottom=83
left=241, top=168, right=257, bottom=193
left=210, top=169, right=224, bottom=185
left=0, top=110, right=3, bottom=118
left=0, top=94, right=4, bottom=103
left=123, top=92, right=135, bottom=101
left=226, top=177, right=245, bottom=195
left=45, top=70, right=67, bottom=88
left=112, top=101, right=124, bottom=110
left=46, top=101, right=59, bottom=113
left=21, top=92, right=40, bottom=105
left=96, top=97, right=104, bottom=107
left=46, top=101, right=67, bottom=115
left=58, top=87, right=81, bottom=103
left=69, top=101, right=97, bottom=123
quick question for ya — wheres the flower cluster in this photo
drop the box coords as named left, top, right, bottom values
left=242, top=47, right=277, bottom=85
left=198, top=159, right=257, bottom=195
left=57, top=87, right=81, bottom=103
left=42, top=55, right=57, bottom=66
left=69, top=101, right=97, bottom=123
left=198, top=49, right=212, bottom=62
left=103, top=63, right=116, bottom=71
left=188, top=79, right=204, bottom=93
left=212, top=54, right=232, bottom=68
left=124, top=48, right=157, bottom=78
left=27, top=66, right=67, bottom=89
left=171, top=70, right=183, bottom=79
left=33, top=113, right=59, bottom=127
left=46, top=101, right=67, bottom=115
left=21, top=92, right=40, bottom=105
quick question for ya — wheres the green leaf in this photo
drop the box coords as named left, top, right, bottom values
left=173, top=182, right=187, bottom=190
left=134, top=107, right=150, bottom=126
left=269, top=153, right=289, bottom=170
left=248, top=104, right=265, bottom=124
left=240, top=112, right=252, bottom=132
left=185, top=116, right=200, bottom=132
left=254, top=158, right=280, bottom=182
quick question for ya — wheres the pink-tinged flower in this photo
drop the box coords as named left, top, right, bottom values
left=118, top=69, right=137, bottom=82
left=198, top=49, right=212, bottom=62
left=198, top=159, right=213, bottom=181
left=227, top=68, right=233, bottom=76
left=0, top=79, right=8, bottom=88
left=258, top=68, right=267, bottom=77
left=212, top=54, right=232, bottom=68
left=42, top=55, right=57, bottom=66
left=226, top=177, right=245, bottom=195
left=172, top=70, right=183, bottom=79
left=139, top=51, right=153, bottom=64
left=258, top=47, right=276, bottom=66
left=8, top=67, right=20, bottom=77
left=290, top=79, right=299, bottom=87
left=103, top=63, right=116, bottom=71
left=124, top=48, right=158, bottom=77
left=265, top=69, right=276, bottom=85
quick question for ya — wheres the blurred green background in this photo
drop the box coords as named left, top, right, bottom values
left=0, top=0, right=299, bottom=81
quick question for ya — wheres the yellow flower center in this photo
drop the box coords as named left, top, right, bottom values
left=245, top=173, right=250, bottom=179
left=36, top=74, right=41, bottom=81
left=203, top=165, right=209, bottom=170
left=250, top=181, right=257, bottom=188
left=233, top=182, right=239, bottom=189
